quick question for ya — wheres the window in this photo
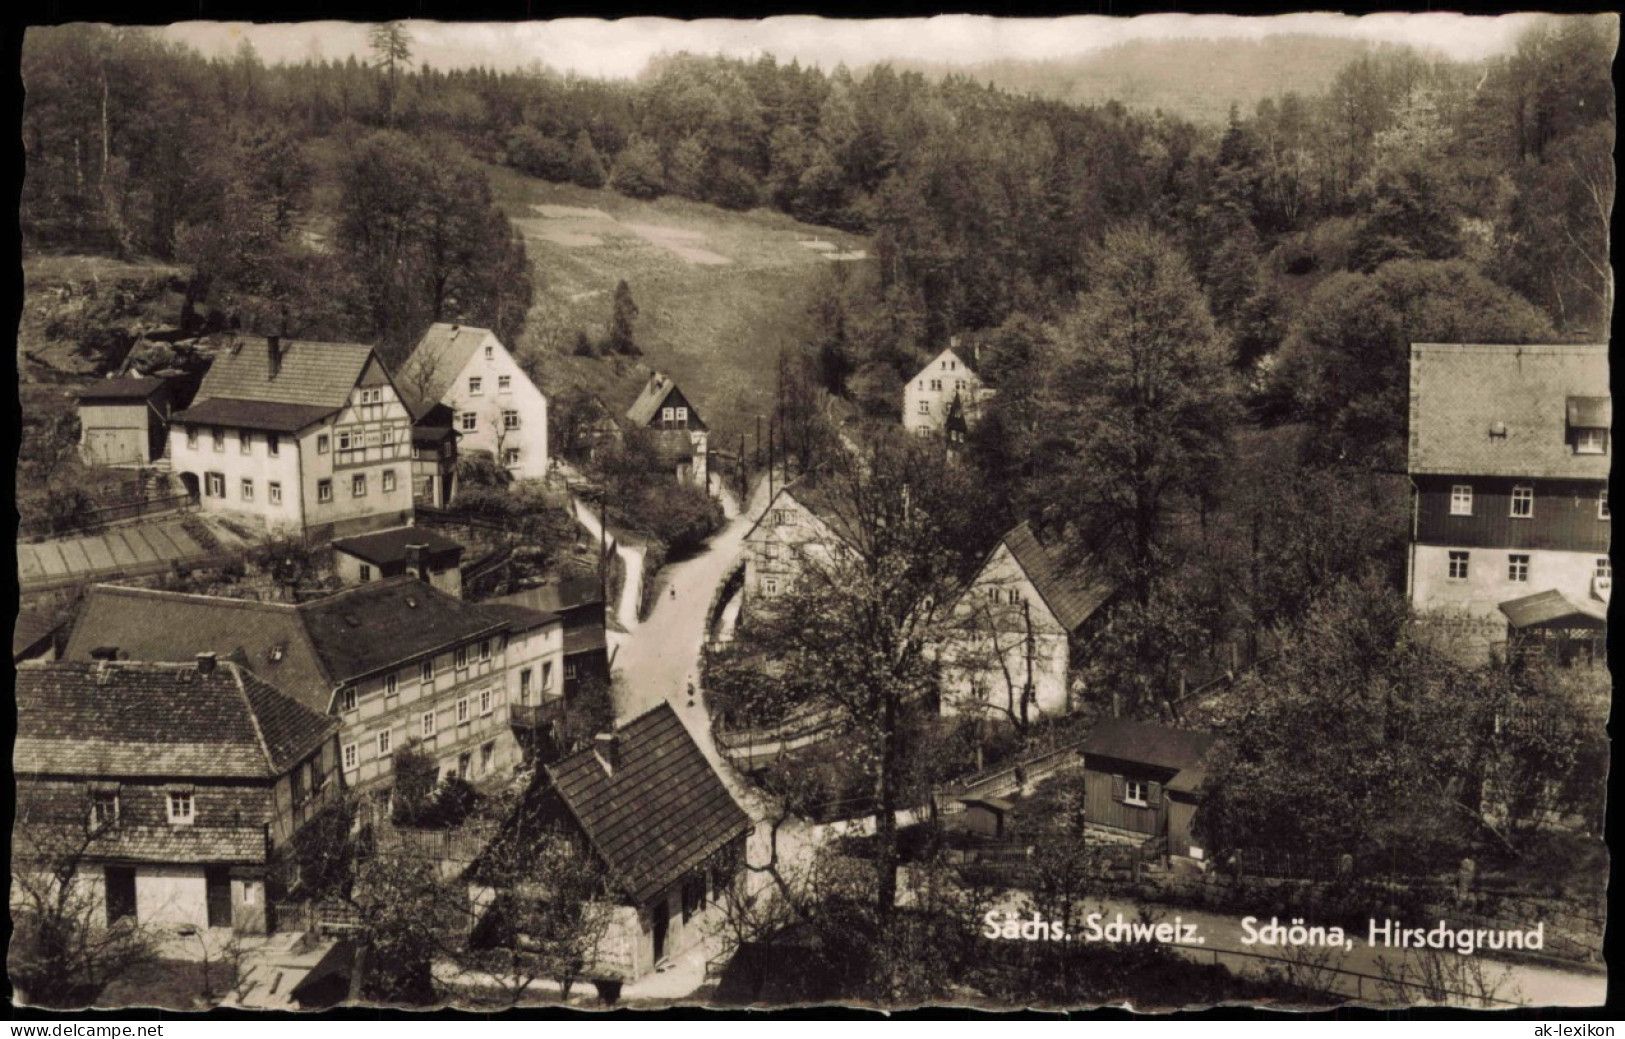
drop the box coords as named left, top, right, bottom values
left=504, top=448, right=521, bottom=467
left=205, top=472, right=226, bottom=498
left=675, top=407, right=688, bottom=423
left=1510, top=485, right=1534, bottom=518
left=359, top=563, right=372, bottom=582
left=381, top=429, right=394, bottom=447
left=458, top=752, right=472, bottom=779
left=917, top=401, right=930, bottom=415
left=1576, top=428, right=1607, bottom=455
left=502, top=409, right=520, bottom=430
left=1123, top=780, right=1148, bottom=807
left=1508, top=554, right=1530, bottom=582
left=1448, top=551, right=1470, bottom=580
left=773, top=509, right=790, bottom=526
left=542, top=661, right=554, bottom=690
left=377, top=729, right=393, bottom=756
left=385, top=672, right=398, bottom=696
left=318, top=479, right=333, bottom=503
left=340, top=687, right=357, bottom=713
left=519, top=668, right=533, bottom=702
left=662, top=407, right=674, bottom=423
left=362, top=388, right=383, bottom=405
left=269, top=482, right=282, bottom=505
left=461, top=412, right=477, bottom=432
left=382, top=469, right=397, bottom=493
left=421, top=659, right=434, bottom=683
left=930, top=379, right=943, bottom=391
left=1597, top=558, right=1612, bottom=582
left=422, top=711, right=437, bottom=738
left=240, top=478, right=254, bottom=502
left=455, top=646, right=469, bottom=670
left=1601, top=490, right=1611, bottom=520
left=167, top=791, right=195, bottom=825
left=478, top=639, right=492, bottom=661
left=267, top=433, right=279, bottom=457
left=317, top=433, right=330, bottom=454
left=352, top=473, right=367, bottom=497
left=91, top=791, right=120, bottom=828
left=485, top=345, right=494, bottom=361
left=240, top=430, right=253, bottom=455
left=213, top=428, right=226, bottom=452
left=764, top=577, right=779, bottom=596
left=469, top=376, right=483, bottom=395
left=762, top=542, right=779, bottom=562
left=498, top=375, right=511, bottom=391
left=457, top=698, right=470, bottom=724
left=186, top=426, right=198, bottom=449
left=480, top=689, right=493, bottom=716
left=337, top=431, right=353, bottom=452
left=564, top=661, right=578, bottom=682
left=481, top=742, right=495, bottom=774
left=1449, top=485, right=1473, bottom=516
left=1005, top=589, right=1021, bottom=605
left=343, top=743, right=358, bottom=772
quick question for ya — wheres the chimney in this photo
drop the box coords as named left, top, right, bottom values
left=196, top=652, right=217, bottom=675
left=268, top=335, right=283, bottom=380
left=89, top=646, right=120, bottom=661
left=405, top=543, right=429, bottom=581
left=594, top=732, right=619, bottom=773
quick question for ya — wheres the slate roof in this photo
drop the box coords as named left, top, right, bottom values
left=171, top=397, right=336, bottom=433
left=1498, top=589, right=1609, bottom=629
left=14, top=609, right=67, bottom=661
left=1000, top=523, right=1115, bottom=633
left=194, top=336, right=375, bottom=413
left=545, top=702, right=752, bottom=906
left=19, top=824, right=271, bottom=866
left=1081, top=717, right=1216, bottom=776
left=624, top=372, right=705, bottom=430
left=331, top=526, right=466, bottom=567
left=488, top=576, right=605, bottom=614
left=64, top=579, right=544, bottom=712
left=1408, top=343, right=1610, bottom=480
left=400, top=323, right=492, bottom=415
left=77, top=375, right=169, bottom=402
left=15, top=660, right=336, bottom=780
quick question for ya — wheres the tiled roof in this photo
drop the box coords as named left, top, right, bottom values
left=64, top=579, right=540, bottom=711
left=399, top=323, right=491, bottom=415
left=1408, top=343, right=1610, bottom=480
left=488, top=576, right=605, bottom=614
left=331, top=526, right=466, bottom=567
left=22, top=823, right=269, bottom=866
left=1000, top=523, right=1114, bottom=633
left=15, top=660, right=336, bottom=780
left=474, top=602, right=560, bottom=634
left=194, top=336, right=375, bottom=413
left=743, top=481, right=856, bottom=548
left=1498, top=589, right=1609, bottom=629
left=14, top=609, right=67, bottom=660
left=546, top=702, right=752, bottom=906
left=624, top=372, right=705, bottom=428
left=913, top=345, right=983, bottom=382
left=77, top=375, right=168, bottom=402
left=171, top=397, right=336, bottom=433
left=1081, top=717, right=1216, bottom=775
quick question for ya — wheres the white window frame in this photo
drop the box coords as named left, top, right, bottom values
left=205, top=472, right=225, bottom=498
left=1597, top=558, right=1612, bottom=581
left=359, top=563, right=372, bottom=582
left=503, top=410, right=520, bottom=430
left=480, top=689, right=493, bottom=716
left=213, top=428, right=226, bottom=452
left=268, top=481, right=283, bottom=505
left=1450, top=485, right=1473, bottom=516
left=1507, top=554, right=1530, bottom=583
left=485, top=345, right=495, bottom=361
left=421, top=659, right=435, bottom=683
left=455, top=646, right=469, bottom=670
left=764, top=577, right=780, bottom=595
left=457, top=698, right=470, bottom=724
left=478, top=639, right=492, bottom=662
left=662, top=407, right=675, bottom=423
left=498, top=374, right=511, bottom=392
left=917, top=401, right=930, bottom=415
left=337, top=431, right=353, bottom=452
left=91, top=791, right=120, bottom=829
left=382, top=469, right=397, bottom=493
left=675, top=407, right=688, bottom=423
left=461, top=412, right=477, bottom=432
left=1123, top=780, right=1148, bottom=808
left=422, top=711, right=436, bottom=738
left=240, top=478, right=254, bottom=502
left=167, top=791, right=195, bottom=825
left=318, top=479, right=333, bottom=504
left=1510, top=485, right=1534, bottom=519
left=385, top=672, right=398, bottom=696
left=377, top=729, right=393, bottom=757
left=469, top=376, right=483, bottom=395
left=317, top=433, right=330, bottom=454
left=1448, top=551, right=1470, bottom=581
left=1576, top=428, right=1607, bottom=455
left=267, top=433, right=279, bottom=457
left=340, top=687, right=357, bottom=713
left=1600, top=490, right=1610, bottom=521
left=542, top=661, right=554, bottom=691
left=240, top=430, right=253, bottom=455
left=352, top=473, right=367, bottom=498
left=504, top=448, right=521, bottom=467
left=342, top=743, right=358, bottom=772
left=186, top=426, right=199, bottom=449
left=564, top=661, right=578, bottom=682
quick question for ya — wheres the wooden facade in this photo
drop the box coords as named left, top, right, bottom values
left=1414, top=476, right=1609, bottom=553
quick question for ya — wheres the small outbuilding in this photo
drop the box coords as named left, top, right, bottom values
left=330, top=526, right=466, bottom=598
left=1079, top=717, right=1217, bottom=864
left=958, top=796, right=1014, bottom=839
left=77, top=375, right=176, bottom=466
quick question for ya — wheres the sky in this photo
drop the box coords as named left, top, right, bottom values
left=158, top=13, right=1558, bottom=79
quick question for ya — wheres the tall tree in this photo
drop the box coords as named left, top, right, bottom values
left=368, top=22, right=413, bottom=125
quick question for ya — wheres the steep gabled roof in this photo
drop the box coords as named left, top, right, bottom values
left=742, top=481, right=856, bottom=549
left=624, top=372, right=705, bottom=429
left=15, top=660, right=336, bottom=780
left=296, top=577, right=512, bottom=686
left=399, top=323, right=494, bottom=416
left=999, top=523, right=1114, bottom=633
left=545, top=702, right=751, bottom=906
left=911, top=345, right=983, bottom=382
left=193, top=336, right=376, bottom=414
left=1408, top=343, right=1610, bottom=480
left=1081, top=717, right=1216, bottom=776
left=77, top=375, right=169, bottom=402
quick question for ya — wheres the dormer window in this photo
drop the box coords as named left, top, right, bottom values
left=1575, top=428, right=1607, bottom=455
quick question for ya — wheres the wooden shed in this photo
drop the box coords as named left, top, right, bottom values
left=77, top=375, right=175, bottom=465
left=958, top=796, right=1014, bottom=839
left=1079, top=717, right=1216, bottom=862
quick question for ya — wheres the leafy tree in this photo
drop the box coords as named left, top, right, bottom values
left=567, top=129, right=606, bottom=189
left=608, top=135, right=665, bottom=199
left=507, top=125, right=572, bottom=182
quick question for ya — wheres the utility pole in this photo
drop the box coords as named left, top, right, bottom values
left=739, top=431, right=746, bottom=501
left=768, top=418, right=775, bottom=503
left=1022, top=598, right=1035, bottom=731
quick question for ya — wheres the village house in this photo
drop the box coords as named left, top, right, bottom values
left=537, top=702, right=752, bottom=980
left=168, top=335, right=414, bottom=541
left=77, top=374, right=178, bottom=467
left=902, top=339, right=995, bottom=439
left=937, top=522, right=1114, bottom=719
left=486, top=575, right=614, bottom=700
left=1406, top=342, right=1610, bottom=659
left=331, top=525, right=466, bottom=599
left=741, top=482, right=855, bottom=606
left=624, top=372, right=710, bottom=488
left=1079, top=717, right=1216, bottom=867
left=399, top=324, right=549, bottom=480
left=13, top=658, right=340, bottom=935
left=62, top=577, right=564, bottom=795
left=409, top=402, right=460, bottom=508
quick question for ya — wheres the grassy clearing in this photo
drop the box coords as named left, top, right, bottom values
left=487, top=169, right=871, bottom=449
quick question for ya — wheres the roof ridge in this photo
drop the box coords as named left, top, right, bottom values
left=226, top=662, right=279, bottom=776
left=89, top=584, right=299, bottom=612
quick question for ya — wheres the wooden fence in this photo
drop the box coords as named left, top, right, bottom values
left=18, top=492, right=195, bottom=539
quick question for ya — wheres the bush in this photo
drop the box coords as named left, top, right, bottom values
left=45, top=485, right=98, bottom=534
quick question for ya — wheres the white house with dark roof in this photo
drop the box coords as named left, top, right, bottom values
left=937, top=522, right=1114, bottom=719
left=399, top=324, right=549, bottom=480
left=1406, top=343, right=1610, bottom=656
left=331, top=525, right=466, bottom=599
left=62, top=577, right=565, bottom=793
left=168, top=335, right=414, bottom=540
left=741, top=482, right=855, bottom=607
left=13, top=658, right=340, bottom=934
left=903, top=340, right=994, bottom=438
